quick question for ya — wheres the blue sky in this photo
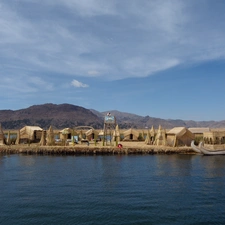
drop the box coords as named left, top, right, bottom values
left=1, top=0, right=225, bottom=121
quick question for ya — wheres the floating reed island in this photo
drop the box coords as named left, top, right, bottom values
left=2, top=121, right=225, bottom=155
left=0, top=142, right=194, bottom=155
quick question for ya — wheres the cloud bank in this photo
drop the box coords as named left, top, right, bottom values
left=1, top=0, right=225, bottom=89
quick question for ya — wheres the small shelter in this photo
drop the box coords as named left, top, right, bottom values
left=154, top=125, right=167, bottom=146
left=19, top=126, right=43, bottom=143
left=167, top=127, right=194, bottom=147
left=123, top=128, right=139, bottom=141
left=60, top=128, right=73, bottom=140
left=0, top=124, right=6, bottom=145
left=85, top=128, right=98, bottom=141
left=188, top=127, right=210, bottom=140
left=203, top=130, right=225, bottom=145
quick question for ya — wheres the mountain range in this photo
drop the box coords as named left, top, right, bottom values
left=0, top=103, right=224, bottom=130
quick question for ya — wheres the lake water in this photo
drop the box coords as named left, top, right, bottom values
left=1, top=154, right=225, bottom=225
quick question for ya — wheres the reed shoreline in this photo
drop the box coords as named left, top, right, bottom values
left=0, top=143, right=194, bottom=155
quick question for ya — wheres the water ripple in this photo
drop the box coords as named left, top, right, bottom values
left=1, top=155, right=225, bottom=224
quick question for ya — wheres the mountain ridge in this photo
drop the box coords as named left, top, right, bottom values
left=0, top=103, right=224, bottom=129
left=0, top=103, right=103, bottom=129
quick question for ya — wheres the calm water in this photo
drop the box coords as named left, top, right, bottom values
left=1, top=154, right=225, bottom=225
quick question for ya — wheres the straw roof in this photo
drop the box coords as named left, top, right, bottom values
left=60, top=128, right=73, bottom=134
left=20, top=126, right=43, bottom=140
left=85, top=128, right=98, bottom=136
left=167, top=127, right=194, bottom=147
left=167, top=127, right=187, bottom=137
left=188, top=127, right=210, bottom=134
left=123, top=128, right=139, bottom=137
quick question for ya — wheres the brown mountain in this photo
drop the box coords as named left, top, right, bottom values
left=0, top=103, right=103, bottom=129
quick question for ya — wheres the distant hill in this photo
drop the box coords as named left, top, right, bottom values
left=0, top=103, right=103, bottom=129
left=0, top=103, right=224, bottom=130
left=91, top=110, right=225, bottom=129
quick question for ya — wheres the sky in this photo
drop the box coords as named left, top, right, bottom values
left=1, top=0, right=225, bottom=121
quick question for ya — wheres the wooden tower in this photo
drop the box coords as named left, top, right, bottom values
left=103, top=113, right=117, bottom=146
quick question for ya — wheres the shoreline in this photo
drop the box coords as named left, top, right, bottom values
left=0, top=144, right=195, bottom=155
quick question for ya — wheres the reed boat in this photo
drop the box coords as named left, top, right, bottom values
left=191, top=141, right=225, bottom=155
left=191, top=141, right=202, bottom=153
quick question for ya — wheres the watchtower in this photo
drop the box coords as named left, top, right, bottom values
left=103, top=113, right=117, bottom=146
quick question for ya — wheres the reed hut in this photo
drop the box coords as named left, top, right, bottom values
left=123, top=128, right=139, bottom=141
left=85, top=128, right=98, bottom=141
left=60, top=128, right=73, bottom=140
left=19, top=126, right=43, bottom=144
left=167, top=127, right=194, bottom=147
left=188, top=127, right=210, bottom=138
left=203, top=130, right=225, bottom=145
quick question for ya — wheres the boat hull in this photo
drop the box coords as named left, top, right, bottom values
left=191, top=141, right=225, bottom=155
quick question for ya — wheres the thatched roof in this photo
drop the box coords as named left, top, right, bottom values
left=168, top=127, right=195, bottom=139
left=167, top=127, right=187, bottom=137
left=85, top=128, right=98, bottom=136
left=123, top=128, right=139, bottom=137
left=60, top=128, right=73, bottom=134
left=188, top=127, right=210, bottom=134
left=20, top=126, right=43, bottom=132
left=20, top=126, right=43, bottom=139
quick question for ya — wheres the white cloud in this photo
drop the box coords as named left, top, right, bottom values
left=71, top=80, right=89, bottom=88
left=1, top=0, right=225, bottom=83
